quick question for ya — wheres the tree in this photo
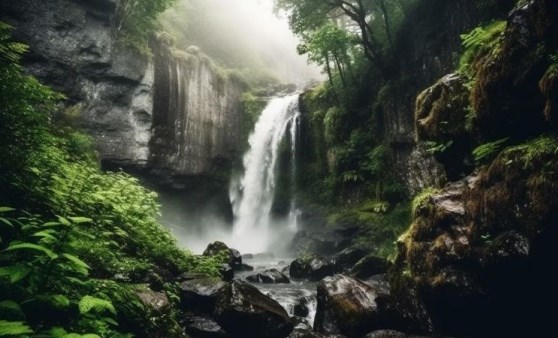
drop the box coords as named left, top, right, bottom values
left=298, top=24, right=357, bottom=88
left=275, top=0, right=414, bottom=78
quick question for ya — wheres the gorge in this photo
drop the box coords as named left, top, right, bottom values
left=1, top=0, right=557, bottom=337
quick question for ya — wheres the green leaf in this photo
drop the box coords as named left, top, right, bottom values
left=78, top=296, right=116, bottom=315
left=57, top=216, right=71, bottom=226
left=0, top=207, right=15, bottom=213
left=62, top=253, right=90, bottom=275
left=0, top=265, right=32, bottom=283
left=0, top=320, right=33, bottom=336
left=4, top=242, right=58, bottom=259
left=49, top=295, right=70, bottom=309
left=0, top=218, right=13, bottom=228
left=101, top=317, right=118, bottom=326
left=68, top=217, right=93, bottom=224
left=31, top=230, right=57, bottom=241
left=43, top=221, right=62, bottom=227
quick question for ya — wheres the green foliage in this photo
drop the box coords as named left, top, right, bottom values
left=459, top=20, right=506, bottom=76
left=0, top=321, right=33, bottom=336
left=0, top=209, right=123, bottom=336
left=79, top=296, right=116, bottom=316
left=472, top=137, right=510, bottom=164
left=425, top=140, right=454, bottom=154
left=328, top=202, right=412, bottom=258
left=499, top=135, right=558, bottom=170
left=116, top=0, right=176, bottom=53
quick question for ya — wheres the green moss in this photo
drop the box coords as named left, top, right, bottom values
left=411, top=187, right=441, bottom=216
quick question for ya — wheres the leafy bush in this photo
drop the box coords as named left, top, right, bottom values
left=0, top=209, right=123, bottom=336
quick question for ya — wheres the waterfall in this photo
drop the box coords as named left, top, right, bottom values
left=230, top=94, right=301, bottom=253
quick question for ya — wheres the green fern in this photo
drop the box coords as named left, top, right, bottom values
left=0, top=320, right=33, bottom=336
left=4, top=242, right=58, bottom=259
left=78, top=296, right=116, bottom=315
left=0, top=265, right=32, bottom=284
left=472, top=137, right=510, bottom=164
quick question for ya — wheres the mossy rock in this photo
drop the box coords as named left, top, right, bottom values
left=415, top=73, right=474, bottom=179
left=469, top=1, right=558, bottom=141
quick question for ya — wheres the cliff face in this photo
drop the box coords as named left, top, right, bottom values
left=0, top=0, right=243, bottom=187
left=379, top=0, right=515, bottom=192
left=392, top=0, right=558, bottom=335
left=150, top=38, right=244, bottom=181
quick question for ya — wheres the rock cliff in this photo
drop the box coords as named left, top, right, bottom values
left=0, top=0, right=244, bottom=188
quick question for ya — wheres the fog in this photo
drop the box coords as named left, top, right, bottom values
left=160, top=0, right=322, bottom=85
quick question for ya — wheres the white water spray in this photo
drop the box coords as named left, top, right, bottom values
left=230, top=94, right=301, bottom=253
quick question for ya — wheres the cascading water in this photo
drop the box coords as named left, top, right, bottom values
left=229, top=94, right=301, bottom=253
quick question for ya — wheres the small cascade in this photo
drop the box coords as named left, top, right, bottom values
left=230, top=94, right=301, bottom=253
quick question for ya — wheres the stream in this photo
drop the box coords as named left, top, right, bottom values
left=235, top=255, right=318, bottom=326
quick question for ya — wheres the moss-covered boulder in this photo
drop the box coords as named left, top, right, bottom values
left=314, top=274, right=402, bottom=337
left=391, top=136, right=558, bottom=336
left=415, top=73, right=473, bottom=179
left=203, top=241, right=243, bottom=270
left=470, top=0, right=558, bottom=141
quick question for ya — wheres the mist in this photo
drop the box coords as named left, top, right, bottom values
left=159, top=0, right=322, bottom=85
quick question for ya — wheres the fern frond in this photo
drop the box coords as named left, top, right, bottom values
left=78, top=296, right=116, bottom=315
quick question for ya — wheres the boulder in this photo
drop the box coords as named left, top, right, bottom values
left=351, top=255, right=388, bottom=279
left=242, top=253, right=254, bottom=259
left=203, top=241, right=243, bottom=270
left=184, top=316, right=231, bottom=338
left=219, top=264, right=234, bottom=282
left=230, top=249, right=242, bottom=269
left=179, top=277, right=226, bottom=313
left=331, top=247, right=368, bottom=271
left=314, top=275, right=401, bottom=337
left=246, top=269, right=290, bottom=284
left=213, top=281, right=294, bottom=338
left=415, top=73, right=473, bottom=180
left=290, top=255, right=336, bottom=281
left=135, top=289, right=171, bottom=313
left=293, top=296, right=313, bottom=318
